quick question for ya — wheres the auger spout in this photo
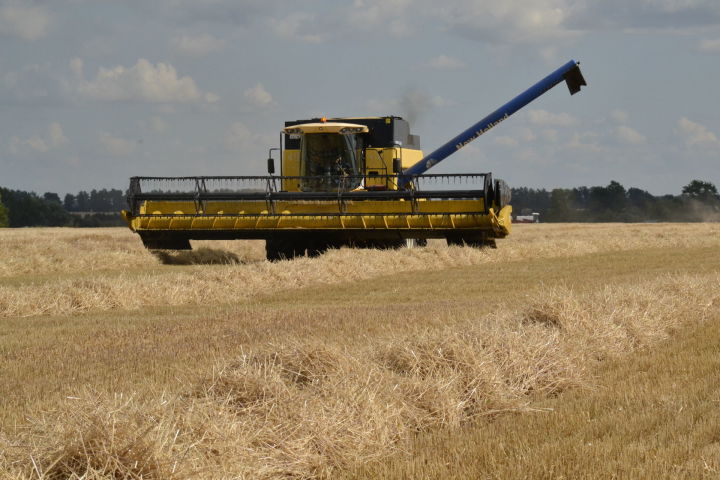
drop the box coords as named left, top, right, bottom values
left=401, top=60, right=586, bottom=181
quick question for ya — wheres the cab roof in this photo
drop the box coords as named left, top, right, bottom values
left=282, top=122, right=369, bottom=134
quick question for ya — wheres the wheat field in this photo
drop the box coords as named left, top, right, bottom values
left=1, top=224, right=719, bottom=479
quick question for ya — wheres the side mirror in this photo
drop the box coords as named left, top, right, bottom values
left=392, top=158, right=402, bottom=174
left=267, top=157, right=275, bottom=175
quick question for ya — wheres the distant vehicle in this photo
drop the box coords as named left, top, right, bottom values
left=514, top=213, right=541, bottom=223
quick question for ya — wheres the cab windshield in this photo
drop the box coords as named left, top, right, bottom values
left=299, top=133, right=362, bottom=192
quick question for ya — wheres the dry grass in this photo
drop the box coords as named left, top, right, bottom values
left=2, top=272, right=718, bottom=479
left=354, top=311, right=720, bottom=479
left=1, top=224, right=719, bottom=479
left=1, top=223, right=719, bottom=318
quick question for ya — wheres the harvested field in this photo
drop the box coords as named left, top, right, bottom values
left=1, top=223, right=718, bottom=318
left=0, top=224, right=719, bottom=479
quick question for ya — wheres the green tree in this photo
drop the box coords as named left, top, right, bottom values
left=0, top=192, right=9, bottom=227
left=0, top=188, right=71, bottom=227
left=546, top=188, right=575, bottom=222
left=43, top=192, right=62, bottom=204
left=682, top=180, right=718, bottom=202
left=63, top=193, right=76, bottom=211
left=76, top=190, right=89, bottom=211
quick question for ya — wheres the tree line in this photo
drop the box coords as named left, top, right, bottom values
left=0, top=188, right=127, bottom=227
left=0, top=180, right=718, bottom=228
left=512, top=180, right=720, bottom=222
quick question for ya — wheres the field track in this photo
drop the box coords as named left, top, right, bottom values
left=1, top=224, right=719, bottom=478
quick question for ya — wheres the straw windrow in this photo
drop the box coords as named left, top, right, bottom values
left=2, top=272, right=717, bottom=479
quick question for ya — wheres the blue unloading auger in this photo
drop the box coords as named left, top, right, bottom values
left=401, top=60, right=586, bottom=184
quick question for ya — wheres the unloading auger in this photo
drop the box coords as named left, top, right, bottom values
left=122, top=60, right=587, bottom=261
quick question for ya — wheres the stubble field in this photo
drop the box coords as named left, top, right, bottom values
left=1, top=223, right=719, bottom=479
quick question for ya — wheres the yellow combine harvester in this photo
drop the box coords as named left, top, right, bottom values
left=122, top=60, right=586, bottom=260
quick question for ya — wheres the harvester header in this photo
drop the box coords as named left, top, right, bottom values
left=122, top=60, right=588, bottom=260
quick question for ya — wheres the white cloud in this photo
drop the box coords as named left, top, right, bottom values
left=0, top=1, right=51, bottom=41
left=76, top=58, right=217, bottom=104
left=432, top=0, right=575, bottom=45
left=616, top=125, right=647, bottom=145
left=70, top=58, right=84, bottom=79
left=526, top=109, right=576, bottom=127
left=25, top=136, right=49, bottom=153
left=244, top=83, right=274, bottom=108
left=519, top=128, right=537, bottom=142
left=150, top=1, right=720, bottom=50
left=49, top=122, right=69, bottom=147
left=225, top=122, right=253, bottom=152
left=268, top=12, right=326, bottom=43
left=541, top=129, right=559, bottom=143
left=348, top=0, right=414, bottom=36
left=568, top=0, right=720, bottom=32
left=339, top=1, right=720, bottom=48
left=150, top=116, right=168, bottom=133
left=698, top=38, right=720, bottom=53
left=1, top=63, right=63, bottom=103
left=677, top=117, right=720, bottom=147
left=171, top=33, right=226, bottom=56
left=139, top=116, right=168, bottom=133
left=99, top=132, right=136, bottom=156
left=494, top=136, right=519, bottom=147
left=224, top=122, right=273, bottom=152
left=425, top=55, right=466, bottom=70
left=610, top=109, right=630, bottom=124
left=6, top=123, right=69, bottom=155
left=566, top=131, right=602, bottom=152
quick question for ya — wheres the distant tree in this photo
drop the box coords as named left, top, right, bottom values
left=546, top=188, right=575, bottom=221
left=0, top=192, right=9, bottom=227
left=589, top=181, right=626, bottom=213
left=43, top=192, right=62, bottom=204
left=109, top=188, right=126, bottom=210
left=76, top=190, right=90, bottom=211
left=0, top=188, right=71, bottom=227
left=89, top=189, right=100, bottom=211
left=682, top=180, right=718, bottom=202
left=627, top=187, right=655, bottom=209
left=71, top=212, right=126, bottom=227
left=510, top=187, right=551, bottom=217
left=79, top=188, right=126, bottom=211
left=63, top=193, right=77, bottom=211
left=572, top=186, right=591, bottom=210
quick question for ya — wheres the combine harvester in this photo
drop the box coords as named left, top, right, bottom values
left=122, top=60, right=586, bottom=261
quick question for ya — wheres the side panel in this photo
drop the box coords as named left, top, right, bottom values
left=364, top=147, right=424, bottom=190
left=281, top=150, right=301, bottom=191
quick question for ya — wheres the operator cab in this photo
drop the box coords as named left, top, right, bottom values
left=283, top=122, right=368, bottom=192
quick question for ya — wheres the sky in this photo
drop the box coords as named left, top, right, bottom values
left=1, top=0, right=719, bottom=196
